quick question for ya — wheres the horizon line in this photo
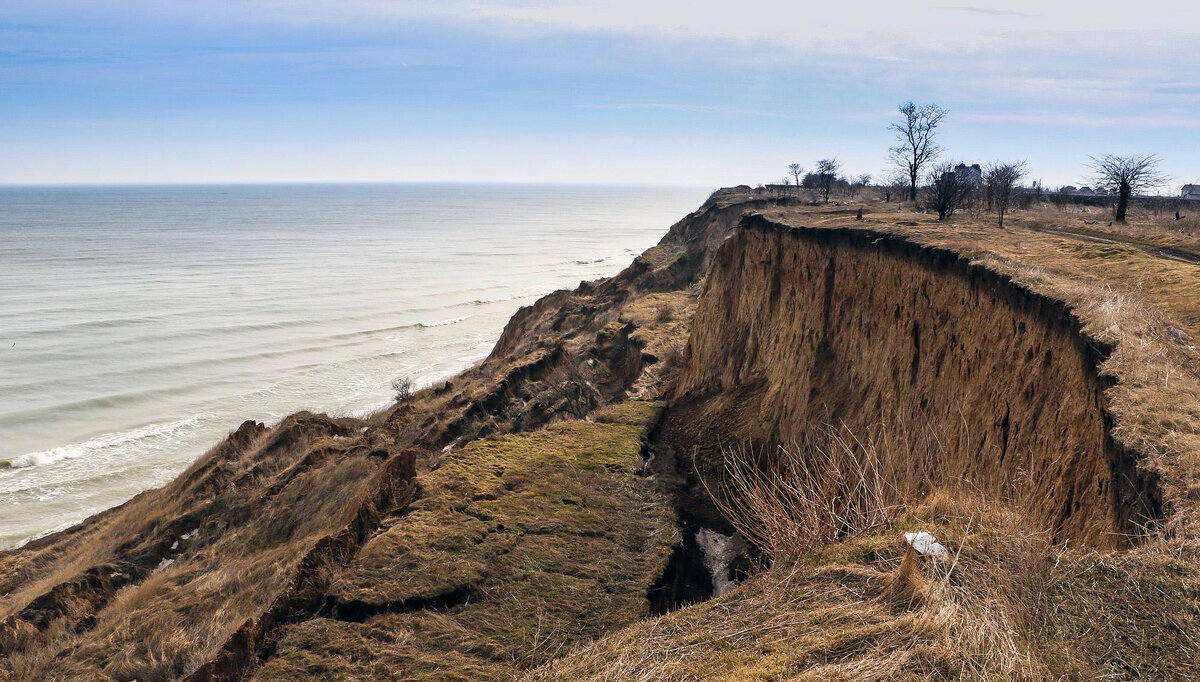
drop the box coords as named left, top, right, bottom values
left=0, top=180, right=716, bottom=189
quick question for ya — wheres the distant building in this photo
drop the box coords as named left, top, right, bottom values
left=1182, top=184, right=1200, bottom=201
left=1061, top=186, right=1098, bottom=196
left=955, top=163, right=983, bottom=188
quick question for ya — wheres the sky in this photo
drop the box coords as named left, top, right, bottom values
left=2, top=1, right=1199, bottom=190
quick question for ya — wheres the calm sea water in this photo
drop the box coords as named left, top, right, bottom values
left=0, top=183, right=708, bottom=548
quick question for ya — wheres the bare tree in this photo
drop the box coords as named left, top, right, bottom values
left=882, top=172, right=908, bottom=202
left=849, top=173, right=872, bottom=197
left=815, top=158, right=841, bottom=203
left=1088, top=154, right=1167, bottom=222
left=926, top=162, right=974, bottom=220
left=391, top=376, right=414, bottom=402
left=889, top=102, right=947, bottom=202
left=984, top=161, right=1027, bottom=228
left=788, top=163, right=804, bottom=196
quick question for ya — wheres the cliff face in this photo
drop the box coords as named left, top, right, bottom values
left=671, top=216, right=1161, bottom=547
left=3, top=189, right=1198, bottom=680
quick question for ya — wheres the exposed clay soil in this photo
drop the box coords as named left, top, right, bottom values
left=669, top=216, right=1162, bottom=548
left=2, top=187, right=1198, bottom=680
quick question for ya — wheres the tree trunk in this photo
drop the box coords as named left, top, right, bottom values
left=1116, top=182, right=1131, bottom=222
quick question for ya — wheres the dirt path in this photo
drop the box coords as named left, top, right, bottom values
left=1033, top=226, right=1200, bottom=267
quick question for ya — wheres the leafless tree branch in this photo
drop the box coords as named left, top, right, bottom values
left=889, top=101, right=947, bottom=202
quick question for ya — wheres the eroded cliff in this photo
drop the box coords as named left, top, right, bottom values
left=669, top=216, right=1162, bottom=548
left=3, top=188, right=1199, bottom=680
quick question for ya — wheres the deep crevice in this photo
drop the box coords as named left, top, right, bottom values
left=322, top=584, right=476, bottom=623
left=645, top=405, right=750, bottom=615
left=648, top=520, right=713, bottom=615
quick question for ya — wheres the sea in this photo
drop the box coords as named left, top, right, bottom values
left=0, top=183, right=709, bottom=549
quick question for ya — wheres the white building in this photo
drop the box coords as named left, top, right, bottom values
left=1182, top=184, right=1200, bottom=201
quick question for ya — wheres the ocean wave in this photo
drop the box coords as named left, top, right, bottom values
left=1, top=416, right=202, bottom=470
left=415, top=316, right=469, bottom=328
left=468, top=294, right=526, bottom=306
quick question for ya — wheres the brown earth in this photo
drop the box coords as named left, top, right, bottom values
left=2, top=187, right=1199, bottom=680
left=670, top=217, right=1160, bottom=548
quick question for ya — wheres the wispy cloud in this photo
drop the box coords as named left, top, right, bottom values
left=959, top=111, right=1200, bottom=130
left=2, top=1, right=1199, bottom=186
left=573, top=102, right=795, bottom=119
left=942, top=6, right=1034, bottom=17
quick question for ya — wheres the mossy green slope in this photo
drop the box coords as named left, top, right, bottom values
left=255, top=400, right=678, bottom=681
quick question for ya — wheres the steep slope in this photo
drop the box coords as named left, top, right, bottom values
left=0, top=189, right=766, bottom=680
left=4, top=188, right=1200, bottom=680
left=669, top=216, right=1161, bottom=548
left=531, top=197, right=1200, bottom=681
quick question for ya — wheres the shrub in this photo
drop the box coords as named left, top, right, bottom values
left=391, top=376, right=414, bottom=403
left=701, top=424, right=903, bottom=562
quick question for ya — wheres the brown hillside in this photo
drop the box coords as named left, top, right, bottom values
left=3, top=187, right=1200, bottom=680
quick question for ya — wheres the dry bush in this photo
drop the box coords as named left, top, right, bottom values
left=391, top=376, right=414, bottom=402
left=702, top=424, right=907, bottom=562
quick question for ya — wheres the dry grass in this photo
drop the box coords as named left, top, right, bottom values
left=703, top=427, right=904, bottom=563
left=525, top=488, right=1200, bottom=680
left=4, top=189, right=1199, bottom=679
left=0, top=412, right=403, bottom=680
left=525, top=194, right=1200, bottom=680
left=256, top=401, right=680, bottom=680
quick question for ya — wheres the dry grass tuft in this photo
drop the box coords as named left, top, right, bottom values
left=880, top=544, right=928, bottom=610
left=703, top=426, right=903, bottom=563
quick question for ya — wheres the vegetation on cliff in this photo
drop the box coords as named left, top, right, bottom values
left=3, top=187, right=1200, bottom=680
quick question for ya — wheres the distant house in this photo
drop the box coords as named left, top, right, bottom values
left=1182, top=184, right=1200, bottom=201
left=955, top=163, right=983, bottom=188
left=1060, top=185, right=1079, bottom=194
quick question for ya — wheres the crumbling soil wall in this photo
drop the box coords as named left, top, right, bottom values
left=671, top=216, right=1161, bottom=547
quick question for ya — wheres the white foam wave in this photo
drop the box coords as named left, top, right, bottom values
left=2, top=416, right=202, bottom=469
left=416, top=315, right=469, bottom=328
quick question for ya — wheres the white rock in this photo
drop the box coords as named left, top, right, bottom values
left=904, top=531, right=949, bottom=559
left=696, top=528, right=749, bottom=597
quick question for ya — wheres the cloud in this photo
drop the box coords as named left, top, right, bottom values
left=942, top=6, right=1034, bottom=16
left=4, top=1, right=1199, bottom=187
left=573, top=102, right=795, bottom=119
left=958, top=111, right=1200, bottom=130
left=12, top=1, right=1200, bottom=56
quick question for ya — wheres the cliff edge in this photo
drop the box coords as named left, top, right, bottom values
left=3, top=188, right=1200, bottom=680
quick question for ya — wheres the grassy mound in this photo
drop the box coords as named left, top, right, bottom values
left=255, top=401, right=678, bottom=680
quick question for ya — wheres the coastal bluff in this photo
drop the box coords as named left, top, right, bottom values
left=4, top=188, right=1200, bottom=680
